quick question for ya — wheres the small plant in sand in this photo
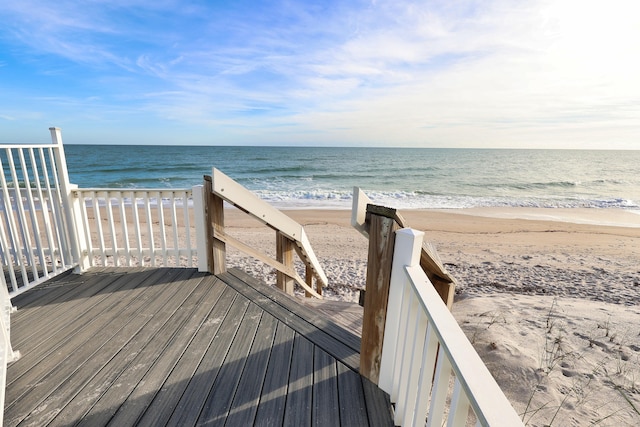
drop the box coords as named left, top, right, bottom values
left=467, top=310, right=506, bottom=345
left=539, top=298, right=577, bottom=374
left=522, top=299, right=639, bottom=426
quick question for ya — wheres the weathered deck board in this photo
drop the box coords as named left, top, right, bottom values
left=165, top=293, right=251, bottom=427
left=228, top=268, right=361, bottom=352
left=283, top=333, right=314, bottom=426
left=134, top=286, right=240, bottom=427
left=10, top=267, right=154, bottom=356
left=197, top=302, right=264, bottom=425
left=312, top=346, right=340, bottom=426
left=224, top=313, right=279, bottom=426
left=54, top=274, right=226, bottom=427
left=299, top=298, right=364, bottom=337
left=221, top=269, right=361, bottom=370
left=253, top=322, right=296, bottom=427
left=6, top=269, right=198, bottom=426
left=5, top=267, right=394, bottom=426
left=23, top=269, right=209, bottom=426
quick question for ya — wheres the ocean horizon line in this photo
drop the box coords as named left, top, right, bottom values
left=58, top=143, right=640, bottom=152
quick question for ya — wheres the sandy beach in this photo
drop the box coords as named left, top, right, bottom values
left=222, top=207, right=640, bottom=426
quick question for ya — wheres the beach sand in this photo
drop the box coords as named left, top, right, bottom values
left=222, top=207, right=640, bottom=426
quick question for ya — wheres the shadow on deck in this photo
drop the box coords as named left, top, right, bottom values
left=5, top=267, right=393, bottom=426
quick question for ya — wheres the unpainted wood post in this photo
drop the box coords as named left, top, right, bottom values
left=304, top=265, right=318, bottom=298
left=210, top=189, right=226, bottom=275
left=202, top=178, right=213, bottom=273
left=360, top=210, right=400, bottom=383
left=420, top=248, right=455, bottom=309
left=276, top=231, right=295, bottom=294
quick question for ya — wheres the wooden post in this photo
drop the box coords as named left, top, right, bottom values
left=303, top=265, right=320, bottom=298
left=205, top=175, right=226, bottom=275
left=360, top=207, right=401, bottom=383
left=211, top=194, right=226, bottom=275
left=201, top=178, right=215, bottom=273
left=276, top=231, right=294, bottom=295
left=420, top=247, right=455, bottom=309
left=353, top=190, right=457, bottom=310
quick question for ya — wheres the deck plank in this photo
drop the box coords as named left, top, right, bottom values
left=227, top=268, right=361, bottom=352
left=11, top=267, right=143, bottom=349
left=299, top=298, right=364, bottom=337
left=134, top=285, right=239, bottom=427
left=254, top=321, right=296, bottom=427
left=6, top=269, right=184, bottom=417
left=362, top=377, right=395, bottom=427
left=9, top=268, right=93, bottom=313
left=164, top=294, right=251, bottom=427
left=224, top=312, right=279, bottom=426
left=196, top=303, right=264, bottom=426
left=220, top=269, right=361, bottom=371
left=99, top=275, right=224, bottom=426
left=5, top=268, right=197, bottom=427
left=66, top=272, right=213, bottom=427
left=313, top=346, right=340, bottom=426
left=283, top=333, right=314, bottom=426
left=338, top=362, right=370, bottom=426
left=5, top=267, right=395, bottom=426
left=8, top=268, right=163, bottom=380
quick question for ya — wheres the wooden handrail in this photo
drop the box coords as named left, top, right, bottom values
left=351, top=187, right=456, bottom=308
left=204, top=168, right=327, bottom=298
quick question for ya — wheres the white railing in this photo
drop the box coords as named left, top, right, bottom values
left=1, top=129, right=79, bottom=296
left=75, top=187, right=200, bottom=268
left=1, top=129, right=207, bottom=295
left=0, top=263, right=20, bottom=427
left=380, top=228, right=523, bottom=427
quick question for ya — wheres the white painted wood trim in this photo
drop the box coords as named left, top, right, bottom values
left=351, top=186, right=372, bottom=238
left=193, top=185, right=209, bottom=272
left=211, top=168, right=302, bottom=239
left=406, top=263, right=523, bottom=426
left=211, top=168, right=328, bottom=287
left=379, top=228, right=423, bottom=395
left=383, top=227, right=523, bottom=426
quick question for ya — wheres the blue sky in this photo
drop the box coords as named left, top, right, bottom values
left=0, top=0, right=639, bottom=148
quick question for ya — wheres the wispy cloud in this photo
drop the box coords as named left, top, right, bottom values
left=0, top=0, right=639, bottom=147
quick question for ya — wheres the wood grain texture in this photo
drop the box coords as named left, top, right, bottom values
left=6, top=267, right=394, bottom=426
left=276, top=231, right=295, bottom=295
left=211, top=193, right=227, bottom=275
left=360, top=213, right=399, bottom=383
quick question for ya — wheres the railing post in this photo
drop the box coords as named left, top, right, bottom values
left=304, top=265, right=316, bottom=298
left=360, top=206, right=402, bottom=383
left=210, top=187, right=227, bottom=275
left=49, top=127, right=89, bottom=272
left=193, top=185, right=210, bottom=272
left=202, top=176, right=225, bottom=274
left=276, top=231, right=295, bottom=295
left=378, top=228, right=424, bottom=394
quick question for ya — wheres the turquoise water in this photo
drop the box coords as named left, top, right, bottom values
left=64, top=145, right=640, bottom=210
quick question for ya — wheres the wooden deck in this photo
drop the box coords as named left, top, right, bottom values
left=297, top=299, right=364, bottom=337
left=5, top=267, right=394, bottom=426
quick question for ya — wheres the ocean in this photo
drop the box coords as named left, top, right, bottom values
left=64, top=145, right=640, bottom=211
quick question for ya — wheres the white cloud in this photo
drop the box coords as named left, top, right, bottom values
left=1, top=0, right=639, bottom=147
